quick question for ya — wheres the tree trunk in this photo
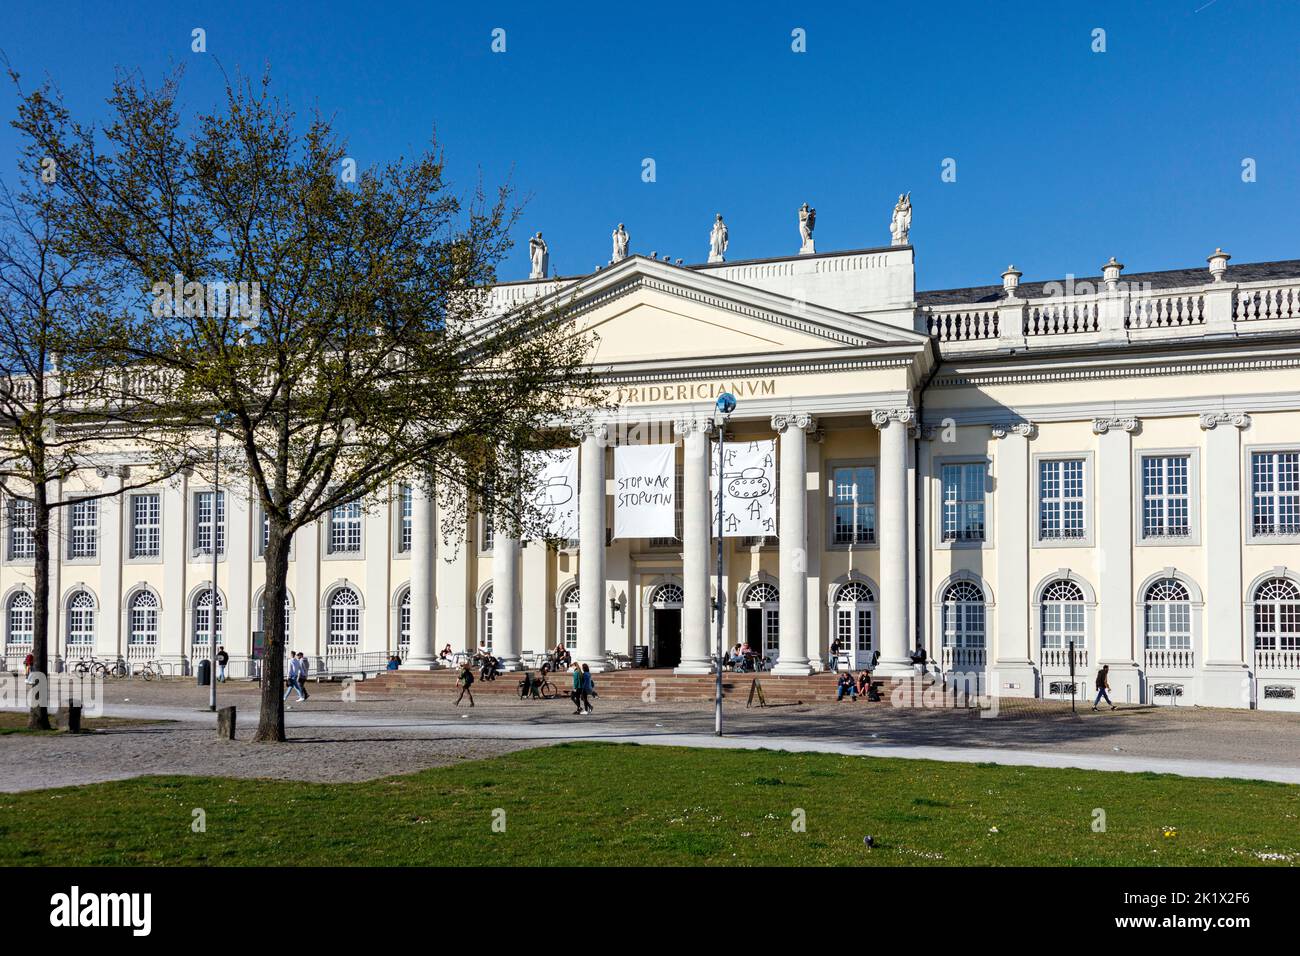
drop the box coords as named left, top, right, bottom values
left=27, top=481, right=52, bottom=731
left=252, top=517, right=292, bottom=742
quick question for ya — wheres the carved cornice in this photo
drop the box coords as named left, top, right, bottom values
left=770, top=413, right=817, bottom=433
left=1091, top=417, right=1140, bottom=435
left=935, top=353, right=1300, bottom=389
left=990, top=422, right=1037, bottom=440
left=1198, top=411, right=1252, bottom=430
left=870, top=407, right=916, bottom=429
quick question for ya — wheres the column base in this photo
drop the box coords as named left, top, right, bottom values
left=1198, top=664, right=1251, bottom=709
left=772, top=658, right=813, bottom=676
left=495, top=658, right=523, bottom=672
left=674, top=659, right=714, bottom=676
left=576, top=658, right=611, bottom=674
left=871, top=656, right=918, bottom=679
left=401, top=655, right=439, bottom=670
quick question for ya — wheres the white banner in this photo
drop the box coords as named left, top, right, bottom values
left=711, top=439, right=777, bottom=538
left=613, top=443, right=676, bottom=539
left=523, top=448, right=578, bottom=540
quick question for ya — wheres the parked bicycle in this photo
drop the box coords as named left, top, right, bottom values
left=138, top=659, right=163, bottom=680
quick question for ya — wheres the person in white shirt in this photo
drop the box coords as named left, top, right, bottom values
left=283, top=654, right=305, bottom=703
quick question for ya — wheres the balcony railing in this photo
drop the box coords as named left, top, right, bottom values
left=1144, top=647, right=1195, bottom=672
left=941, top=646, right=986, bottom=669
left=1041, top=646, right=1087, bottom=670
left=1256, top=647, right=1300, bottom=671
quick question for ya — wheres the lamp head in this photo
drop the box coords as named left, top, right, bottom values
left=715, top=392, right=737, bottom=417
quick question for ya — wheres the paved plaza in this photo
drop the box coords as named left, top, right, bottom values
left=4, top=678, right=1300, bottom=792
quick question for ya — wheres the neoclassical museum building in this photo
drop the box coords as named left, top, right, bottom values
left=4, top=209, right=1300, bottom=711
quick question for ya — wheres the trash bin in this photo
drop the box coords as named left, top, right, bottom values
left=196, top=659, right=211, bottom=686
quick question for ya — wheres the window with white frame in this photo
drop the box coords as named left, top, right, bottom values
left=192, top=589, right=225, bottom=649
left=831, top=465, right=875, bottom=545
left=67, top=498, right=98, bottom=559
left=257, top=592, right=292, bottom=648
left=561, top=585, right=579, bottom=650
left=1144, top=579, right=1191, bottom=650
left=398, top=588, right=411, bottom=654
left=328, top=501, right=363, bottom=554
left=327, top=587, right=362, bottom=651
left=193, top=490, right=226, bottom=556
left=1251, top=451, right=1300, bottom=537
left=940, top=463, right=987, bottom=542
left=480, top=510, right=495, bottom=554
left=66, top=590, right=96, bottom=647
left=833, top=581, right=874, bottom=653
left=1254, top=578, right=1300, bottom=651
left=480, top=586, right=494, bottom=651
left=398, top=484, right=413, bottom=553
left=6, top=591, right=33, bottom=648
left=1039, top=459, right=1086, bottom=541
left=744, top=582, right=781, bottom=657
left=7, top=498, right=34, bottom=560
left=942, top=581, right=986, bottom=648
left=128, top=590, right=159, bottom=645
left=1040, top=579, right=1086, bottom=649
left=649, top=466, right=685, bottom=548
left=130, top=493, right=161, bottom=558
left=1141, top=456, right=1190, bottom=539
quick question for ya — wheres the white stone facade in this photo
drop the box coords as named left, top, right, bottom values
left=5, top=239, right=1300, bottom=712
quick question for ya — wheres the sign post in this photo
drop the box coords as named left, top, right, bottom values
left=713, top=392, right=736, bottom=736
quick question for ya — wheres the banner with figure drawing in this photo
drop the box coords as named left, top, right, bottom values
left=523, top=448, right=579, bottom=540
left=710, top=439, right=777, bottom=537
left=613, top=443, right=676, bottom=539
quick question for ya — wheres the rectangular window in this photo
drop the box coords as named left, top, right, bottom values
left=194, top=490, right=226, bottom=556
left=1252, top=451, right=1300, bottom=537
left=328, top=501, right=363, bottom=554
left=1039, top=459, right=1086, bottom=541
left=832, top=465, right=875, bottom=545
left=398, top=484, right=413, bottom=553
left=7, top=498, right=34, bottom=560
left=130, top=493, right=161, bottom=558
left=68, top=498, right=98, bottom=559
left=1141, top=456, right=1190, bottom=539
left=650, top=466, right=685, bottom=548
left=941, top=462, right=987, bottom=542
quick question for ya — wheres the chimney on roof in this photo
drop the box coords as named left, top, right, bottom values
left=1207, top=248, right=1231, bottom=282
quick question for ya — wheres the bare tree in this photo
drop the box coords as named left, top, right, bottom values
left=14, top=68, right=604, bottom=741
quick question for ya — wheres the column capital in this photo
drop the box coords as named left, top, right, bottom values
left=770, top=412, right=817, bottom=433
left=1091, top=416, right=1140, bottom=435
left=572, top=421, right=609, bottom=444
left=1199, top=411, right=1252, bottom=431
left=870, top=407, right=915, bottom=429
left=672, top=417, right=713, bottom=438
left=991, top=421, right=1037, bottom=440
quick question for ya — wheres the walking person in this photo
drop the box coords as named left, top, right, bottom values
left=570, top=664, right=584, bottom=715
left=296, top=652, right=310, bottom=700
left=829, top=638, right=840, bottom=672
left=580, top=662, right=594, bottom=714
left=455, top=661, right=475, bottom=707
left=215, top=645, right=229, bottom=683
left=23, top=651, right=34, bottom=685
left=1093, top=664, right=1116, bottom=711
left=283, top=653, right=305, bottom=703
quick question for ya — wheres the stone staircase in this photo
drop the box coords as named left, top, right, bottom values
left=356, top=667, right=937, bottom=704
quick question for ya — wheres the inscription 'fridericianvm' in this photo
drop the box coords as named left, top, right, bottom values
left=613, top=379, right=776, bottom=405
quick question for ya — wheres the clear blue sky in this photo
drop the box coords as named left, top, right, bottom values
left=2, top=0, right=1297, bottom=292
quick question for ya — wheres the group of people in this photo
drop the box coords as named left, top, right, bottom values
left=550, top=642, right=573, bottom=670
left=282, top=651, right=312, bottom=703
left=722, top=643, right=768, bottom=672
left=473, top=645, right=502, bottom=682
left=835, top=669, right=883, bottom=702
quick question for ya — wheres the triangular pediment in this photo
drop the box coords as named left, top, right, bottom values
left=503, top=255, right=928, bottom=370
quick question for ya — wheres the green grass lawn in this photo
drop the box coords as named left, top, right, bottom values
left=0, top=712, right=170, bottom=735
left=0, top=742, right=1296, bottom=866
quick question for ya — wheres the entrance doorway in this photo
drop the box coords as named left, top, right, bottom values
left=653, top=608, right=681, bottom=668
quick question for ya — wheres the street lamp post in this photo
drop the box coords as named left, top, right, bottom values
left=713, top=392, right=736, bottom=736
left=210, top=411, right=234, bottom=712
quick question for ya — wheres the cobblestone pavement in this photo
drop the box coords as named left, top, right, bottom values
left=3, top=677, right=1299, bottom=792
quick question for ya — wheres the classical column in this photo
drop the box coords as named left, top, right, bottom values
left=675, top=417, right=713, bottom=674
left=96, top=469, right=125, bottom=667
left=771, top=413, right=814, bottom=675
left=227, top=479, right=253, bottom=668
left=872, top=408, right=914, bottom=677
left=405, top=481, right=437, bottom=668
left=1201, top=411, right=1251, bottom=706
left=160, top=471, right=189, bottom=670
left=992, top=422, right=1036, bottom=695
left=433, top=493, right=471, bottom=654
left=577, top=424, right=610, bottom=672
left=492, top=527, right=522, bottom=671
left=1094, top=417, right=1141, bottom=703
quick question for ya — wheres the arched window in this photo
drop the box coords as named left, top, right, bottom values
left=257, top=592, right=292, bottom=648
left=398, top=588, right=411, bottom=654
left=66, top=590, right=96, bottom=648
left=653, top=583, right=684, bottom=606
left=1041, top=579, right=1085, bottom=650
left=942, top=581, right=986, bottom=648
left=128, top=590, right=159, bottom=646
left=833, top=581, right=874, bottom=661
left=327, top=587, right=362, bottom=650
left=480, top=586, right=494, bottom=652
left=743, top=582, right=780, bottom=658
left=6, top=591, right=33, bottom=648
left=1144, top=579, right=1191, bottom=650
left=192, top=589, right=225, bottom=647
left=1254, top=578, right=1300, bottom=652
left=561, top=585, right=580, bottom=650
